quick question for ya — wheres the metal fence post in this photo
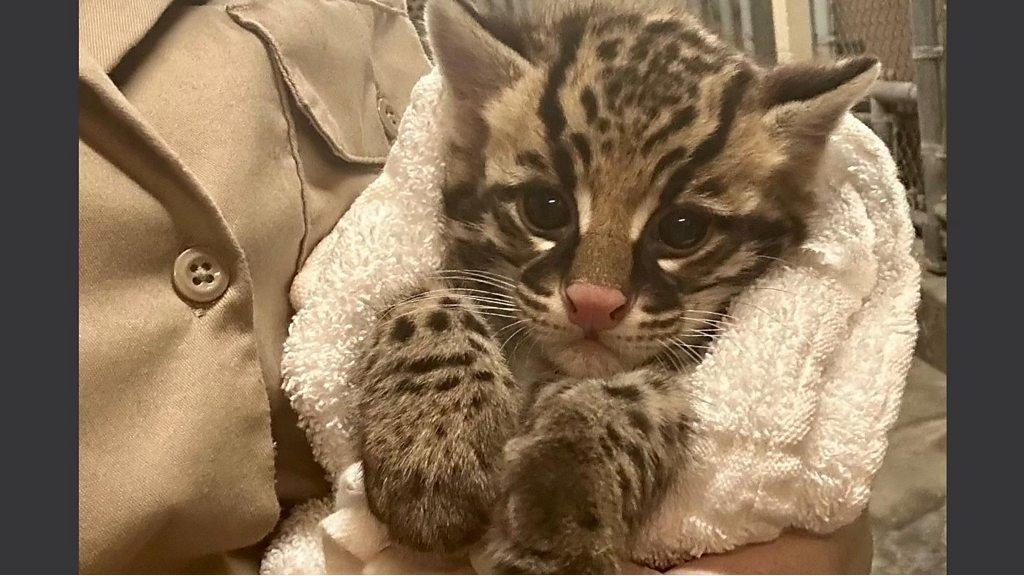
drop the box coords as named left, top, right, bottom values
left=684, top=0, right=706, bottom=20
left=910, top=0, right=947, bottom=273
left=716, top=0, right=736, bottom=45
left=746, top=0, right=778, bottom=64
left=737, top=0, right=756, bottom=55
left=869, top=97, right=894, bottom=148
left=810, top=0, right=835, bottom=58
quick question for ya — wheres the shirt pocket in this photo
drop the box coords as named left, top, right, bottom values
left=227, top=0, right=428, bottom=165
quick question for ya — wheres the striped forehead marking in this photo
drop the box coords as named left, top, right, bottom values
left=630, top=190, right=662, bottom=242
left=575, top=187, right=593, bottom=235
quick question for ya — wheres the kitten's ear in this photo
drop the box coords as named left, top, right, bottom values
left=426, top=0, right=531, bottom=103
left=761, top=56, right=880, bottom=140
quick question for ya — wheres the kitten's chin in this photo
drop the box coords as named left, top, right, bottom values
left=550, top=340, right=626, bottom=378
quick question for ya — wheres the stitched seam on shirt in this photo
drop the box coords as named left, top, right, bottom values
left=227, top=4, right=388, bottom=164
left=335, top=0, right=408, bottom=17
left=269, top=51, right=314, bottom=273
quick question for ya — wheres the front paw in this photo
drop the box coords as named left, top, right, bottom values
left=487, top=534, right=620, bottom=574
left=362, top=456, right=493, bottom=552
left=485, top=433, right=626, bottom=574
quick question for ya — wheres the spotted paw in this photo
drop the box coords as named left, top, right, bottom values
left=487, top=534, right=621, bottom=574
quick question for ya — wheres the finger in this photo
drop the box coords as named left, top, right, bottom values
left=620, top=560, right=663, bottom=574
left=362, top=545, right=474, bottom=575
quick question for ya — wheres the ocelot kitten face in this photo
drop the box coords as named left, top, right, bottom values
left=430, top=0, right=878, bottom=377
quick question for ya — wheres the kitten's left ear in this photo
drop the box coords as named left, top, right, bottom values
left=761, top=56, right=880, bottom=140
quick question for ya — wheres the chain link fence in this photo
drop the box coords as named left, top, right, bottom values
left=823, top=0, right=947, bottom=271
left=829, top=0, right=923, bottom=206
left=830, top=0, right=914, bottom=80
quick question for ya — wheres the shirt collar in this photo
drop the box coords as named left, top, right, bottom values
left=79, top=0, right=175, bottom=73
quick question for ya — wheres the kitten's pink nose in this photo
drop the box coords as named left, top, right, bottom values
left=564, top=283, right=628, bottom=332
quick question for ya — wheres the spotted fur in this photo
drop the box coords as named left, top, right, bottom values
left=357, top=283, right=521, bottom=550
left=355, top=0, right=878, bottom=571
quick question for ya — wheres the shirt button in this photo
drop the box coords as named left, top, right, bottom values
left=377, top=93, right=400, bottom=142
left=173, top=248, right=230, bottom=304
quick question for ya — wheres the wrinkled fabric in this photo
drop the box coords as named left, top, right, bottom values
left=78, top=0, right=429, bottom=571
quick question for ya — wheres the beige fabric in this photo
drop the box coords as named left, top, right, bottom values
left=78, top=0, right=175, bottom=71
left=78, top=0, right=429, bottom=572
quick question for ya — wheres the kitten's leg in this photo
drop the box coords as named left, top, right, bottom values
left=355, top=284, right=521, bottom=552
left=488, top=368, right=693, bottom=574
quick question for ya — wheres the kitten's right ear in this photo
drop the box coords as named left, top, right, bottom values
left=760, top=56, right=880, bottom=141
left=426, top=0, right=531, bottom=103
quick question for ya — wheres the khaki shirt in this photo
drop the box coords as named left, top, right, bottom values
left=78, top=1, right=429, bottom=572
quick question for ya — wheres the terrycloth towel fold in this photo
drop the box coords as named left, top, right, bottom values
left=263, top=69, right=920, bottom=573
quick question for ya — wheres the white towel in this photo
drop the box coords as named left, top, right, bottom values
left=263, top=69, right=920, bottom=573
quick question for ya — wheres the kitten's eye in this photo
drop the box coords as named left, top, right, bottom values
left=658, top=208, right=710, bottom=252
left=520, top=187, right=571, bottom=232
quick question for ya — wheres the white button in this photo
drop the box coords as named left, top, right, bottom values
left=173, top=248, right=229, bottom=304
left=377, top=94, right=400, bottom=142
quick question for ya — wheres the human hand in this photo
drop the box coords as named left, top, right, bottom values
left=665, top=514, right=873, bottom=574
left=356, top=514, right=871, bottom=574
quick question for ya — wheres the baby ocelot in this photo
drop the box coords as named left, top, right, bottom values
left=354, top=0, right=879, bottom=572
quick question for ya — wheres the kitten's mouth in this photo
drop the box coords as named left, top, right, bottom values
left=552, top=336, right=624, bottom=378
left=572, top=336, right=613, bottom=354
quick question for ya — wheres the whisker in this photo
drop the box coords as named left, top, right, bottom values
left=728, top=300, right=785, bottom=325
left=654, top=356, right=676, bottom=373
left=383, top=304, right=519, bottom=324
left=437, top=267, right=518, bottom=284
left=391, top=299, right=519, bottom=317
left=470, top=305, right=522, bottom=315
left=679, top=340, right=709, bottom=363
left=396, top=285, right=514, bottom=302
left=406, top=286, right=516, bottom=303
left=653, top=346, right=675, bottom=371
left=500, top=325, right=529, bottom=350
left=428, top=268, right=512, bottom=284
left=656, top=342, right=687, bottom=372
left=401, top=293, right=524, bottom=311
left=679, top=329, right=721, bottom=339
left=509, top=326, right=534, bottom=358
left=666, top=337, right=703, bottom=364
left=430, top=278, right=516, bottom=296
left=686, top=303, right=811, bottom=352
left=519, top=310, right=574, bottom=333
left=431, top=269, right=517, bottom=289
left=525, top=335, right=540, bottom=360
left=743, top=285, right=799, bottom=296
left=753, top=254, right=797, bottom=268
left=494, top=319, right=529, bottom=336
left=397, top=288, right=516, bottom=307
left=680, top=343, right=713, bottom=351
left=678, top=316, right=735, bottom=329
left=683, top=309, right=740, bottom=322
